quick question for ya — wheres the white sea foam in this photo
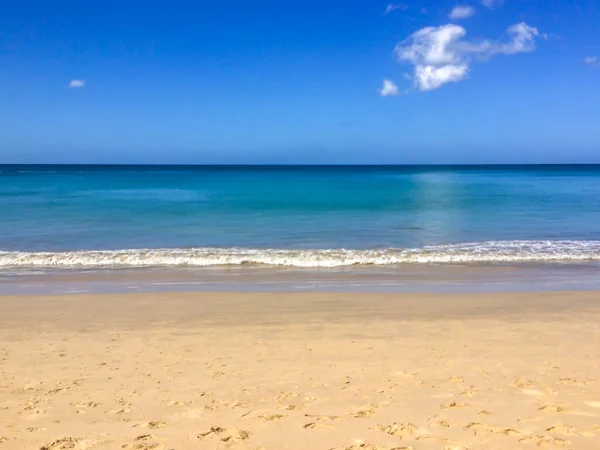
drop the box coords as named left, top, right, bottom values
left=1, top=241, right=600, bottom=269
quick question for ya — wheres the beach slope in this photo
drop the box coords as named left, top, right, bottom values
left=1, top=291, right=599, bottom=449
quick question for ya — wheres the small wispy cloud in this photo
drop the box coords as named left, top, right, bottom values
left=481, top=0, right=504, bottom=8
left=585, top=56, right=599, bottom=67
left=449, top=5, right=475, bottom=20
left=378, top=79, right=400, bottom=96
left=68, top=80, right=86, bottom=88
left=384, top=3, right=408, bottom=14
left=395, top=22, right=541, bottom=91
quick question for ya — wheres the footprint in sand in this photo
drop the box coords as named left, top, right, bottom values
left=546, top=424, right=577, bottom=436
left=40, top=437, right=106, bottom=450
left=416, top=435, right=447, bottom=444
left=20, top=410, right=47, bottom=421
left=465, top=423, right=520, bottom=437
left=71, top=401, right=100, bottom=408
left=517, top=416, right=543, bottom=423
left=168, top=400, right=193, bottom=406
left=280, top=403, right=303, bottom=411
left=47, top=386, right=70, bottom=395
left=539, top=404, right=568, bottom=413
left=306, top=414, right=344, bottom=422
left=304, top=422, right=335, bottom=431
left=71, top=401, right=100, bottom=415
left=373, top=423, right=417, bottom=438
left=464, top=423, right=493, bottom=435
left=257, top=414, right=284, bottom=421
left=546, top=424, right=596, bottom=438
left=115, top=397, right=132, bottom=406
left=559, top=378, right=587, bottom=386
left=460, top=390, right=478, bottom=397
left=134, top=435, right=154, bottom=441
left=133, top=421, right=167, bottom=429
left=519, top=435, right=570, bottom=447
left=441, top=402, right=468, bottom=409
left=204, top=399, right=245, bottom=411
left=23, top=397, right=46, bottom=413
left=432, top=419, right=459, bottom=428
left=514, top=379, right=535, bottom=388
left=198, top=426, right=251, bottom=443
left=121, top=434, right=165, bottom=450
left=498, top=429, right=521, bottom=436
left=122, top=443, right=162, bottom=450
left=274, top=392, right=299, bottom=402
left=40, top=438, right=80, bottom=450
left=349, top=405, right=376, bottom=418
left=304, top=414, right=344, bottom=430
left=448, top=376, right=466, bottom=384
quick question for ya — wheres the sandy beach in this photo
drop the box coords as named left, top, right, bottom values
left=1, top=291, right=600, bottom=450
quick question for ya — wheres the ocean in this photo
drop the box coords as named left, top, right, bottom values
left=1, top=165, right=600, bottom=293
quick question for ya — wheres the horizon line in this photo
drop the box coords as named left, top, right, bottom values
left=1, top=163, right=600, bottom=167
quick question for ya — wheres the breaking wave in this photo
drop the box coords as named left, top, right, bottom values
left=1, top=241, right=600, bottom=269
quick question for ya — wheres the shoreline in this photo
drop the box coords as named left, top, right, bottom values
left=1, top=291, right=600, bottom=449
left=2, top=262, right=600, bottom=295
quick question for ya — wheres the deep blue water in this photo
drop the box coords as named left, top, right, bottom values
left=1, top=165, right=600, bottom=268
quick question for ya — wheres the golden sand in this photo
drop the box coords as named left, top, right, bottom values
left=1, top=291, right=599, bottom=449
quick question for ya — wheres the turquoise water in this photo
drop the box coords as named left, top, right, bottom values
left=2, top=165, right=600, bottom=269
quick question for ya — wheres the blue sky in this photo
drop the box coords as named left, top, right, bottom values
left=0, top=0, right=599, bottom=164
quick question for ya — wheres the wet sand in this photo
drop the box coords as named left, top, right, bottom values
left=1, top=291, right=600, bottom=449
left=3, top=263, right=600, bottom=296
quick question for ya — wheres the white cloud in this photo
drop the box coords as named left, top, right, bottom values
left=395, top=22, right=540, bottom=91
left=414, top=64, right=469, bottom=90
left=501, top=22, right=540, bottom=53
left=384, top=3, right=408, bottom=14
left=378, top=79, right=400, bottom=96
left=68, top=80, right=86, bottom=88
left=449, top=6, right=475, bottom=20
left=481, top=0, right=504, bottom=8
left=585, top=56, right=599, bottom=66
